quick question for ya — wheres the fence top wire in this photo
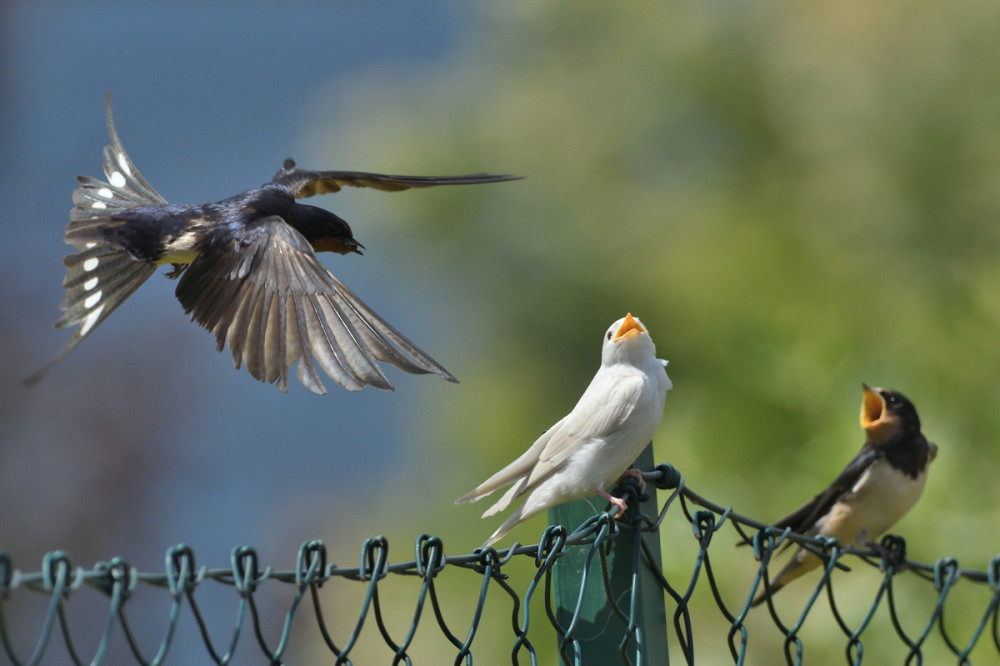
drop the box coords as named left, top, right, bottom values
left=2, top=463, right=998, bottom=666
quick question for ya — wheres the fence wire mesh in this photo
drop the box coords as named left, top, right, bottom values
left=2, top=463, right=998, bottom=665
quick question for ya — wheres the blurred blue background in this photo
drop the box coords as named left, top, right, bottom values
left=3, top=0, right=478, bottom=565
left=2, top=2, right=498, bottom=662
left=4, top=1, right=1000, bottom=663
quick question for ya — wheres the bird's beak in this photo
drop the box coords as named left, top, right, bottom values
left=312, top=238, right=365, bottom=255
left=860, top=383, right=887, bottom=431
left=613, top=313, right=645, bottom=342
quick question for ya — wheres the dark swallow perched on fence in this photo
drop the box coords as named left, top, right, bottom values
left=751, top=384, right=937, bottom=606
left=24, top=94, right=519, bottom=394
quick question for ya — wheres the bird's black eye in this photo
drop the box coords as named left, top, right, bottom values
left=606, top=331, right=613, bottom=341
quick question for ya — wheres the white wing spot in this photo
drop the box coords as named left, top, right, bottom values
left=79, top=304, right=105, bottom=337
left=109, top=172, right=126, bottom=188
left=116, top=153, right=132, bottom=176
left=84, top=291, right=102, bottom=309
left=84, top=277, right=99, bottom=291
left=98, top=187, right=114, bottom=198
left=91, top=201, right=107, bottom=209
left=83, top=257, right=100, bottom=272
left=85, top=242, right=97, bottom=249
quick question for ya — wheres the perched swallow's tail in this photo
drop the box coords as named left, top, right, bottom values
left=24, top=247, right=156, bottom=388
left=750, top=565, right=786, bottom=607
left=750, top=547, right=821, bottom=607
left=751, top=581, right=786, bottom=608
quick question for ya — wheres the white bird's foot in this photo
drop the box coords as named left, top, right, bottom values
left=618, top=468, right=646, bottom=493
left=597, top=489, right=629, bottom=518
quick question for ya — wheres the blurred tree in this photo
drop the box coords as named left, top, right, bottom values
left=300, top=0, right=1000, bottom=663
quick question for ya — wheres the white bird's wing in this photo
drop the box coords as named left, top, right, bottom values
left=455, top=370, right=644, bottom=510
left=453, top=421, right=565, bottom=504
left=521, top=372, right=644, bottom=489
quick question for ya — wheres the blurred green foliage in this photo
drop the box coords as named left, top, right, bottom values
left=303, top=0, right=1000, bottom=662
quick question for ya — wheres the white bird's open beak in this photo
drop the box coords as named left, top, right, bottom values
left=613, top=313, right=645, bottom=341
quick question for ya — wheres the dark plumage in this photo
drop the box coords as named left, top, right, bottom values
left=750, top=384, right=937, bottom=606
left=26, top=94, right=520, bottom=393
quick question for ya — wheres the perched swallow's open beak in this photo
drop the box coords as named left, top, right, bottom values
left=613, top=313, right=645, bottom=342
left=860, top=383, right=887, bottom=430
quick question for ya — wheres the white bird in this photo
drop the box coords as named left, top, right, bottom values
left=456, top=313, right=672, bottom=548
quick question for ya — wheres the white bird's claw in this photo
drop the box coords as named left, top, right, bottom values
left=598, top=489, right=630, bottom=518
left=619, top=468, right=647, bottom=494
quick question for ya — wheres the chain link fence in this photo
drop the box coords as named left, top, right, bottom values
left=2, top=460, right=997, bottom=665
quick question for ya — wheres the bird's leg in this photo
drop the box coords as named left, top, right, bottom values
left=165, top=263, right=188, bottom=279
left=618, top=468, right=646, bottom=494
left=599, top=469, right=648, bottom=518
left=864, top=536, right=909, bottom=572
left=597, top=489, right=629, bottom=518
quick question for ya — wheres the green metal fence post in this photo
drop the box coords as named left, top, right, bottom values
left=549, top=443, right=669, bottom=665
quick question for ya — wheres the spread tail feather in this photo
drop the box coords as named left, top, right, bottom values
left=481, top=504, right=527, bottom=549
left=480, top=479, right=525, bottom=518
left=26, top=93, right=165, bottom=388
left=24, top=247, right=156, bottom=388
left=454, top=426, right=562, bottom=505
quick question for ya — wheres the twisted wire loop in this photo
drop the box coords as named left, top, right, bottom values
left=1, top=462, right=999, bottom=664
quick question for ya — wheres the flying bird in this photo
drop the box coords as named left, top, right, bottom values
left=751, top=384, right=937, bottom=606
left=25, top=94, right=519, bottom=394
left=456, top=314, right=672, bottom=548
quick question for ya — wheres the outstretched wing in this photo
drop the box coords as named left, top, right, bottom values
left=24, top=93, right=164, bottom=387
left=270, top=159, right=521, bottom=198
left=174, top=216, right=456, bottom=394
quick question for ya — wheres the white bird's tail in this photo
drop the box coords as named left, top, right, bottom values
left=481, top=504, right=527, bottom=549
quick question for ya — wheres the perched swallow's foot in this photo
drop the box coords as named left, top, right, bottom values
left=165, top=263, right=188, bottom=279
left=868, top=536, right=908, bottom=572
left=597, top=489, right=629, bottom=518
left=618, top=468, right=646, bottom=494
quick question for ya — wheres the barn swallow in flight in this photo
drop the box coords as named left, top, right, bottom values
left=24, top=94, right=519, bottom=394
left=751, top=384, right=937, bottom=606
left=456, top=314, right=671, bottom=548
